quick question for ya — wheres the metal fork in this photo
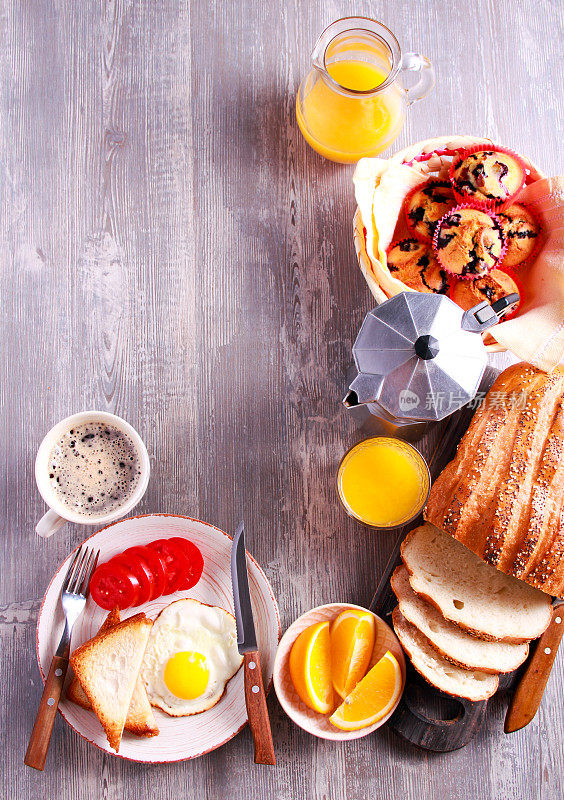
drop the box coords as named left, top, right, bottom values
left=24, top=546, right=99, bottom=771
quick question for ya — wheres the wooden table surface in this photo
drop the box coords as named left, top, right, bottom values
left=2, top=1, right=563, bottom=798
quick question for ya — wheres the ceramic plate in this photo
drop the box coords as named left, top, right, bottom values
left=273, top=603, right=405, bottom=741
left=36, top=514, right=280, bottom=763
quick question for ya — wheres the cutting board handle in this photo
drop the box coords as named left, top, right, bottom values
left=388, top=672, right=488, bottom=752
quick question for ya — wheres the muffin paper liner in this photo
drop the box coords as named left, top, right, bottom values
left=497, top=201, right=543, bottom=272
left=432, top=203, right=508, bottom=281
left=448, top=144, right=528, bottom=211
left=403, top=178, right=457, bottom=243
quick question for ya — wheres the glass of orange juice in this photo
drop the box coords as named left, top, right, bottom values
left=296, top=17, right=434, bottom=163
left=337, top=437, right=430, bottom=529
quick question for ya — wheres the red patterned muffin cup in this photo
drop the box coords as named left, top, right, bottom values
left=403, top=178, right=457, bottom=243
left=432, top=203, right=508, bottom=281
left=448, top=144, right=528, bottom=211
left=497, top=202, right=543, bottom=273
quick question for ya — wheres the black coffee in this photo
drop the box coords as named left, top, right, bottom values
left=48, top=422, right=141, bottom=518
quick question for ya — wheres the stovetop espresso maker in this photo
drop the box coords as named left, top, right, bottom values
left=344, top=291, right=518, bottom=440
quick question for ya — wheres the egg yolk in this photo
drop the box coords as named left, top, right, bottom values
left=164, top=651, right=209, bottom=699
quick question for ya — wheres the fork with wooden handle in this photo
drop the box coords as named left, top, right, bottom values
left=505, top=602, right=564, bottom=733
left=24, top=546, right=99, bottom=771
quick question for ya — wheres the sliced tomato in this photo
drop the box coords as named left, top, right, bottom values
left=113, top=550, right=153, bottom=606
left=125, top=545, right=167, bottom=600
left=89, top=562, right=141, bottom=610
left=169, top=537, right=204, bottom=590
left=147, top=538, right=193, bottom=595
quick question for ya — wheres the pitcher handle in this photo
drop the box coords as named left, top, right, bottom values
left=400, top=52, right=435, bottom=106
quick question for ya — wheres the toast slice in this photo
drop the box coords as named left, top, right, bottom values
left=67, top=609, right=158, bottom=738
left=67, top=607, right=120, bottom=708
left=401, top=523, right=552, bottom=642
left=70, top=613, right=153, bottom=751
left=392, top=608, right=499, bottom=701
left=391, top=566, right=529, bottom=673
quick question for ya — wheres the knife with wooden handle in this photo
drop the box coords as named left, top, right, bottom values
left=505, top=603, right=564, bottom=733
left=231, top=521, right=275, bottom=765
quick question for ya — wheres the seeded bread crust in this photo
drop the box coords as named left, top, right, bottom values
left=391, top=565, right=529, bottom=673
left=425, top=363, right=564, bottom=598
left=401, top=524, right=552, bottom=643
left=70, top=613, right=153, bottom=751
left=392, top=608, right=499, bottom=701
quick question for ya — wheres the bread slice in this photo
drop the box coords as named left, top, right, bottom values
left=392, top=608, right=499, bottom=701
left=391, top=566, right=529, bottom=673
left=401, top=523, right=552, bottom=642
left=67, top=609, right=158, bottom=738
left=67, top=607, right=120, bottom=708
left=70, top=613, right=153, bottom=751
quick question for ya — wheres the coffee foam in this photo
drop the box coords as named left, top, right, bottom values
left=48, top=422, right=141, bottom=518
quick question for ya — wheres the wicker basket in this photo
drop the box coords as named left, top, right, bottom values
left=353, top=135, right=546, bottom=352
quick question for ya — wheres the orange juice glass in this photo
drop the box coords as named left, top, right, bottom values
left=296, top=18, right=434, bottom=163
left=337, top=437, right=430, bottom=529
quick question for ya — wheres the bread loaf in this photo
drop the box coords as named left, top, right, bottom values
left=425, top=363, right=564, bottom=597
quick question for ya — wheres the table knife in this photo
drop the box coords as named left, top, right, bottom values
left=505, top=601, right=564, bottom=733
left=231, top=521, right=276, bottom=765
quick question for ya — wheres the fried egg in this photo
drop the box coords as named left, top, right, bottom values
left=141, top=598, right=243, bottom=716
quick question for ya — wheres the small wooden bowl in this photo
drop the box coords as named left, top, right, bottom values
left=273, top=602, right=406, bottom=741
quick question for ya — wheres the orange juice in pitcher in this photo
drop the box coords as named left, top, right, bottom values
left=296, top=18, right=434, bottom=163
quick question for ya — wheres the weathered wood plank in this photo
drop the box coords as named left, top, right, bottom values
left=1, top=0, right=563, bottom=798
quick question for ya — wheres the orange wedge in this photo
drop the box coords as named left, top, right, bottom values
left=289, top=621, right=334, bottom=713
left=330, top=609, right=376, bottom=698
left=329, top=650, right=402, bottom=731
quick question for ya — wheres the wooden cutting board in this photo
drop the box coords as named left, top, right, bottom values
left=369, top=367, right=561, bottom=752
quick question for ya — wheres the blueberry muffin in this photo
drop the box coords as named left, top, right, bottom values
left=405, top=180, right=456, bottom=241
left=497, top=203, right=540, bottom=267
left=450, top=149, right=525, bottom=206
left=387, top=238, right=450, bottom=294
left=450, top=269, right=520, bottom=312
left=433, top=208, right=505, bottom=277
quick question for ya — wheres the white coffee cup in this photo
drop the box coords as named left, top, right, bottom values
left=35, top=411, right=150, bottom=537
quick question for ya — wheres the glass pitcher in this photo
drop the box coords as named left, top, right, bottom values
left=296, top=17, right=435, bottom=163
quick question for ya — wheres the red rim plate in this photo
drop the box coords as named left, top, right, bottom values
left=35, top=514, right=281, bottom=763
